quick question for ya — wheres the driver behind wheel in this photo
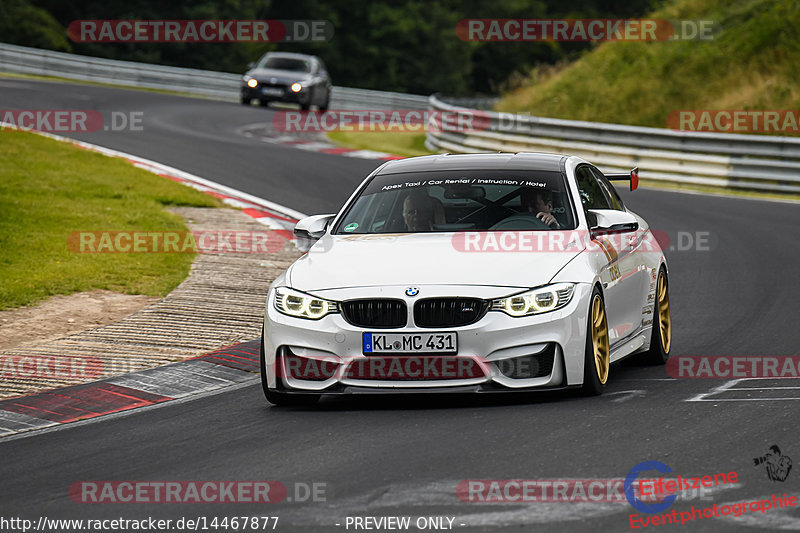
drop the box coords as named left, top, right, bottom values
left=403, top=191, right=437, bottom=232
left=520, top=188, right=561, bottom=229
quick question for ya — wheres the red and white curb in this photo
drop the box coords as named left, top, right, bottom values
left=0, top=339, right=263, bottom=438
left=0, top=122, right=307, bottom=241
left=237, top=122, right=405, bottom=161
left=0, top=126, right=307, bottom=438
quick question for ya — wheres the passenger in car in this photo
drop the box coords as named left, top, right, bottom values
left=520, top=188, right=561, bottom=229
left=402, top=191, right=444, bottom=231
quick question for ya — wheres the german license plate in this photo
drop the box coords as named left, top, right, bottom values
left=363, top=332, right=457, bottom=354
left=261, top=87, right=283, bottom=96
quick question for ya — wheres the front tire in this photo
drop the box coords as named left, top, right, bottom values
left=582, top=287, right=610, bottom=395
left=260, top=330, right=320, bottom=406
left=637, top=267, right=671, bottom=365
left=240, top=96, right=251, bottom=105
left=319, top=92, right=330, bottom=112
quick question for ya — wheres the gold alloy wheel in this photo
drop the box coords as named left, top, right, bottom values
left=591, top=294, right=610, bottom=384
left=657, top=274, right=672, bottom=353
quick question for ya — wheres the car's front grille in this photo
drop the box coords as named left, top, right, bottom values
left=341, top=299, right=407, bottom=328
left=413, top=298, right=488, bottom=328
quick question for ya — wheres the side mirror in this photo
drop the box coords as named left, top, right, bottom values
left=294, top=214, right=335, bottom=253
left=295, top=214, right=335, bottom=240
left=247, top=62, right=255, bottom=69
left=588, top=209, right=639, bottom=235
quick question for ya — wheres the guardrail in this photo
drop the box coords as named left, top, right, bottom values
left=426, top=95, right=800, bottom=194
left=0, top=42, right=428, bottom=110
left=3, top=42, right=799, bottom=194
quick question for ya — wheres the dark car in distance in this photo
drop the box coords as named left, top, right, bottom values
left=241, top=52, right=331, bottom=111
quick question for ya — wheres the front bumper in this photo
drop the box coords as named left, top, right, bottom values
left=263, top=284, right=593, bottom=394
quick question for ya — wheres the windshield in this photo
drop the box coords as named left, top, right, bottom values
left=333, top=170, right=576, bottom=234
left=258, top=56, right=311, bottom=72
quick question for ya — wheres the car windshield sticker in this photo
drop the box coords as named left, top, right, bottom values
left=379, top=177, right=546, bottom=192
left=344, top=222, right=359, bottom=232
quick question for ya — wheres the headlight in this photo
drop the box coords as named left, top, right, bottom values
left=290, top=82, right=303, bottom=93
left=246, top=78, right=258, bottom=88
left=491, top=283, right=575, bottom=317
left=274, top=287, right=338, bottom=320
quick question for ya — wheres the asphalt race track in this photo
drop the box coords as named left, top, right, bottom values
left=1, top=79, right=799, bottom=532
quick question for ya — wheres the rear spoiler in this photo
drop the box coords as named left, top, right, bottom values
left=606, top=167, right=639, bottom=191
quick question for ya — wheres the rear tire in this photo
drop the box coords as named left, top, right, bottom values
left=582, top=287, right=609, bottom=396
left=260, top=330, right=320, bottom=406
left=259, top=99, right=269, bottom=107
left=637, top=267, right=671, bottom=365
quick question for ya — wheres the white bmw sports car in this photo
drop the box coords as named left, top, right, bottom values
left=261, top=153, right=671, bottom=405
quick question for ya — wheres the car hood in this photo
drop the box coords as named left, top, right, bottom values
left=287, top=233, right=585, bottom=293
left=247, top=68, right=310, bottom=83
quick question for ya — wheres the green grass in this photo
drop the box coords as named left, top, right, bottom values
left=327, top=131, right=433, bottom=157
left=0, top=129, right=221, bottom=310
left=497, top=0, right=800, bottom=131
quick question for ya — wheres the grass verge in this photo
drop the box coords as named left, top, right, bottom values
left=0, top=128, right=221, bottom=310
left=327, top=131, right=433, bottom=158
left=497, top=0, right=799, bottom=130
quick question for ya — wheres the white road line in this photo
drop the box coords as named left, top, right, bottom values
left=690, top=398, right=800, bottom=402
left=687, top=378, right=800, bottom=402
left=606, top=390, right=647, bottom=403
left=731, top=386, right=800, bottom=390
left=617, top=378, right=677, bottom=381
left=718, top=494, right=800, bottom=530
left=687, top=379, right=742, bottom=402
